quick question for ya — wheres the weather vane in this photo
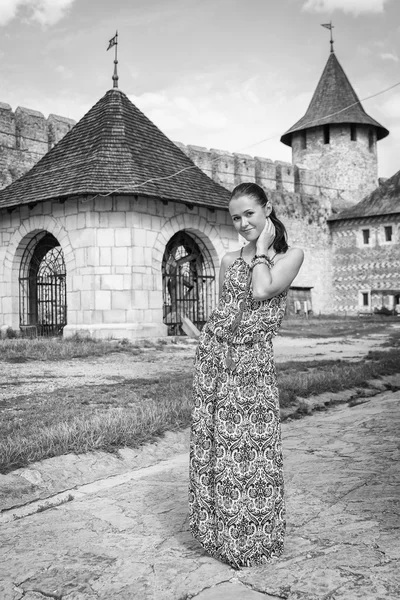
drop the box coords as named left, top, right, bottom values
left=321, top=21, right=334, bottom=53
left=107, top=31, right=119, bottom=88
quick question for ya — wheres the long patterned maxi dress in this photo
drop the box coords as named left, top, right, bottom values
left=189, top=253, right=287, bottom=568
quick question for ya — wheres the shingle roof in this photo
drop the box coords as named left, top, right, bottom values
left=329, top=170, right=400, bottom=221
left=0, top=89, right=230, bottom=210
left=281, top=52, right=389, bottom=146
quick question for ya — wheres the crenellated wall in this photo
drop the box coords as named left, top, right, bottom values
left=174, top=142, right=349, bottom=208
left=0, top=102, right=75, bottom=189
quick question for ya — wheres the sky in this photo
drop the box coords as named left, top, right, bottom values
left=0, top=0, right=399, bottom=178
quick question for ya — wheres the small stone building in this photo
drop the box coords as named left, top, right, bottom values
left=0, top=89, right=238, bottom=338
left=329, top=172, right=400, bottom=314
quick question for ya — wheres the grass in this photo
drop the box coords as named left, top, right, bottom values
left=277, top=351, right=400, bottom=406
left=0, top=319, right=397, bottom=362
left=0, top=335, right=180, bottom=362
left=1, top=348, right=400, bottom=474
left=0, top=375, right=193, bottom=474
left=279, top=316, right=399, bottom=338
left=0, top=335, right=192, bottom=363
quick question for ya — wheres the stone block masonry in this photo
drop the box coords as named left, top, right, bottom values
left=0, top=195, right=239, bottom=338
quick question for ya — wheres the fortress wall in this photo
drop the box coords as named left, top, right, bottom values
left=182, top=143, right=295, bottom=194
left=265, top=189, right=334, bottom=314
left=0, top=102, right=75, bottom=189
left=177, top=141, right=359, bottom=209
left=179, top=142, right=340, bottom=205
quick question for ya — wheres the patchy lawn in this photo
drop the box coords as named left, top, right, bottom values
left=280, top=316, right=399, bottom=338
left=0, top=335, right=164, bottom=363
left=1, top=347, right=400, bottom=474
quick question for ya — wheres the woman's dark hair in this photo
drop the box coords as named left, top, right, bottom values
left=229, top=182, right=289, bottom=254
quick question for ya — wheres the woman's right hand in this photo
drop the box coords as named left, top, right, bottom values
left=256, top=218, right=275, bottom=255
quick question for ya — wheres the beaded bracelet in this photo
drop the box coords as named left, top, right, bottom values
left=251, top=254, right=273, bottom=269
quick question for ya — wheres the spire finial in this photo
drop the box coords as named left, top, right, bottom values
left=321, top=21, right=334, bottom=53
left=107, top=31, right=119, bottom=88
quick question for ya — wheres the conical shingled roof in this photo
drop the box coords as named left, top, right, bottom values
left=329, top=170, right=400, bottom=221
left=0, top=89, right=230, bottom=210
left=281, top=52, right=389, bottom=146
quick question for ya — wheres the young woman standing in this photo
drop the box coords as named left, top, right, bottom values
left=189, top=182, right=304, bottom=568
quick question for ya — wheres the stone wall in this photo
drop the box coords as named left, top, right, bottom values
left=0, top=102, right=75, bottom=189
left=0, top=196, right=238, bottom=338
left=269, top=191, right=334, bottom=315
left=330, top=215, right=400, bottom=314
left=174, top=141, right=345, bottom=209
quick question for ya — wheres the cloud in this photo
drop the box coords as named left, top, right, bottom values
left=379, top=92, right=400, bottom=120
left=380, top=52, right=399, bottom=62
left=129, top=90, right=228, bottom=134
left=0, top=0, right=76, bottom=27
left=125, top=72, right=300, bottom=167
left=55, top=64, right=73, bottom=78
left=301, top=0, right=390, bottom=15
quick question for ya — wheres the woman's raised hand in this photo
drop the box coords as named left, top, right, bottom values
left=256, top=218, right=276, bottom=255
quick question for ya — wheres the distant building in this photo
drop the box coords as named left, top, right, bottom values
left=329, top=173, right=400, bottom=315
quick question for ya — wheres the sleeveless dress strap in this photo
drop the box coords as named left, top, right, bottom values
left=240, top=247, right=244, bottom=258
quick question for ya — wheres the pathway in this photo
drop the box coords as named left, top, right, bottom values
left=1, top=390, right=399, bottom=599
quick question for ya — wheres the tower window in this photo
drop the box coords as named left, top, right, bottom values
left=300, top=130, right=307, bottom=149
left=384, top=225, right=393, bottom=242
left=362, top=229, right=370, bottom=245
left=350, top=124, right=357, bottom=141
left=368, top=129, right=374, bottom=152
left=362, top=292, right=369, bottom=307
left=323, top=125, right=330, bottom=144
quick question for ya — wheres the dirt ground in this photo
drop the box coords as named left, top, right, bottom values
left=1, top=325, right=399, bottom=402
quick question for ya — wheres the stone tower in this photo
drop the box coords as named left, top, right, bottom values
left=280, top=51, right=389, bottom=208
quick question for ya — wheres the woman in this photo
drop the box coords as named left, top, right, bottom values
left=188, top=182, right=304, bottom=568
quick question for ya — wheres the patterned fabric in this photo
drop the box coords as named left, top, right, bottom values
left=189, top=255, right=287, bottom=568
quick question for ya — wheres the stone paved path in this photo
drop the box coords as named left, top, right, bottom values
left=1, top=390, right=399, bottom=599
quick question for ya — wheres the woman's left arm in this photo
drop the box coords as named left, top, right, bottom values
left=252, top=248, right=304, bottom=301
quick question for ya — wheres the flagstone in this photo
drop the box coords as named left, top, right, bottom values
left=0, top=392, right=399, bottom=599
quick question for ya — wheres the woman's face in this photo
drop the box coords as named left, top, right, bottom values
left=229, top=194, right=270, bottom=242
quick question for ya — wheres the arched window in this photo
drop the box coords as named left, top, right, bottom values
left=19, top=232, right=67, bottom=336
left=162, top=231, right=216, bottom=335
